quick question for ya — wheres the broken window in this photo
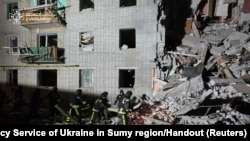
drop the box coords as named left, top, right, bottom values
left=38, top=34, right=57, bottom=47
left=79, top=31, right=94, bottom=51
left=7, top=35, right=18, bottom=54
left=120, top=0, right=136, bottom=7
left=7, top=2, right=18, bottom=19
left=37, top=0, right=46, bottom=5
left=79, top=0, right=94, bottom=11
left=80, top=69, right=93, bottom=87
left=36, top=34, right=61, bottom=62
left=119, top=69, right=135, bottom=88
left=7, top=69, right=18, bottom=86
left=38, top=70, right=57, bottom=87
left=36, top=0, right=54, bottom=6
left=30, top=0, right=58, bottom=14
left=119, top=29, right=136, bottom=49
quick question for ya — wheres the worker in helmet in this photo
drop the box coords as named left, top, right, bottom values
left=45, top=86, right=60, bottom=122
left=66, top=89, right=89, bottom=124
left=114, top=89, right=125, bottom=105
left=117, top=90, right=132, bottom=125
left=88, top=91, right=110, bottom=125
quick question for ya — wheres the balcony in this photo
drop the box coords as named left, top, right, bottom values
left=19, top=47, right=65, bottom=64
left=20, top=4, right=66, bottom=29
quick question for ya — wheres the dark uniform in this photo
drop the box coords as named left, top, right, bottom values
left=88, top=91, right=109, bottom=124
left=29, top=88, right=41, bottom=118
left=13, top=86, right=24, bottom=112
left=118, top=90, right=132, bottom=125
left=114, top=89, right=125, bottom=105
left=66, top=89, right=89, bottom=124
left=46, top=87, right=60, bottom=120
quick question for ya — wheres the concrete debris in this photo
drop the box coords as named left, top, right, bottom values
left=178, top=115, right=218, bottom=125
left=39, top=0, right=250, bottom=125
left=146, top=0, right=250, bottom=125
left=3, top=0, right=250, bottom=125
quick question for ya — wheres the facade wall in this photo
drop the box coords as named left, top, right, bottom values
left=0, top=0, right=158, bottom=103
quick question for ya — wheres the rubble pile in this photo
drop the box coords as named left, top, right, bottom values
left=123, top=0, right=250, bottom=125
left=125, top=79, right=250, bottom=125
left=133, top=13, right=248, bottom=125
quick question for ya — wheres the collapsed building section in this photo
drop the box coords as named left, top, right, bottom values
left=143, top=0, right=250, bottom=125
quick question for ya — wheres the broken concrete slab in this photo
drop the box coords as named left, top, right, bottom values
left=160, top=75, right=204, bottom=98
left=181, top=35, right=203, bottom=50
left=223, top=31, right=250, bottom=45
left=210, top=45, right=227, bottom=57
left=230, top=83, right=250, bottom=94
left=180, top=63, right=204, bottom=78
left=204, top=34, right=226, bottom=45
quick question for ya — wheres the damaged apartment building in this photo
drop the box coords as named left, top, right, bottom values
left=0, top=0, right=250, bottom=125
left=0, top=0, right=158, bottom=121
left=0, top=0, right=157, bottom=102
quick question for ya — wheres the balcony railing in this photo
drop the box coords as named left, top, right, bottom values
left=20, top=3, right=66, bottom=28
left=19, top=47, right=65, bottom=64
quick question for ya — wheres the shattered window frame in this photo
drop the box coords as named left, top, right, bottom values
left=120, top=0, right=136, bottom=7
left=79, top=0, right=94, bottom=11
left=37, top=69, right=57, bottom=87
left=7, top=2, right=18, bottom=19
left=80, top=69, right=94, bottom=88
left=119, top=69, right=135, bottom=88
left=37, top=0, right=46, bottom=5
left=7, top=69, right=18, bottom=86
left=37, top=33, right=58, bottom=47
left=79, top=31, right=94, bottom=51
left=36, top=0, right=54, bottom=6
left=7, top=35, right=19, bottom=54
left=119, top=28, right=136, bottom=49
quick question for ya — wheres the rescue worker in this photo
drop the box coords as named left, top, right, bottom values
left=65, top=89, right=89, bottom=124
left=117, top=90, right=132, bottom=125
left=88, top=91, right=109, bottom=125
left=45, top=86, right=60, bottom=121
left=114, top=89, right=125, bottom=105
left=29, top=88, right=41, bottom=119
left=14, top=86, right=24, bottom=101
left=13, top=85, right=24, bottom=113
